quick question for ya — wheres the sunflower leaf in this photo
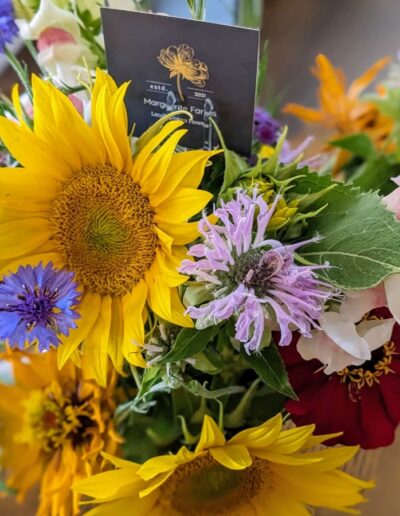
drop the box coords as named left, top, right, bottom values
left=292, top=172, right=400, bottom=289
left=242, top=343, right=297, bottom=399
left=158, top=326, right=220, bottom=364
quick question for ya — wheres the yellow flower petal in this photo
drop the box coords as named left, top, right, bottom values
left=73, top=469, right=141, bottom=501
left=107, top=296, right=125, bottom=373
left=210, top=444, right=252, bottom=470
left=348, top=56, right=390, bottom=100
left=157, top=218, right=200, bottom=245
left=122, top=279, right=148, bottom=351
left=131, top=119, right=185, bottom=183
left=0, top=167, right=60, bottom=203
left=282, top=103, right=325, bottom=123
left=138, top=471, right=174, bottom=497
left=195, top=414, right=225, bottom=452
left=84, top=295, right=113, bottom=387
left=151, top=148, right=221, bottom=205
left=86, top=496, right=159, bottom=516
left=58, top=293, right=102, bottom=369
left=267, top=424, right=316, bottom=455
left=11, top=84, right=27, bottom=127
left=0, top=116, right=69, bottom=179
left=229, top=413, right=282, bottom=448
left=292, top=446, right=360, bottom=472
left=253, top=450, right=323, bottom=466
left=101, top=452, right=140, bottom=470
left=142, top=128, right=187, bottom=197
left=0, top=218, right=52, bottom=260
left=155, top=187, right=212, bottom=223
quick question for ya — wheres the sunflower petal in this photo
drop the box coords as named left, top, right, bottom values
left=195, top=415, right=225, bottom=452
left=0, top=218, right=52, bottom=260
left=210, top=444, right=252, bottom=470
left=58, top=293, right=102, bottom=369
left=84, top=295, right=112, bottom=386
left=155, top=187, right=212, bottom=223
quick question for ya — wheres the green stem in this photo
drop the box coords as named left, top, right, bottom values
left=4, top=47, right=33, bottom=103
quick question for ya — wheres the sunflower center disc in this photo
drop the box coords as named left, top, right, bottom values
left=162, top=454, right=268, bottom=515
left=50, top=165, right=158, bottom=296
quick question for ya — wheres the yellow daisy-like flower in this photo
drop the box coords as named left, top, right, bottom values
left=158, top=44, right=209, bottom=101
left=75, top=413, right=373, bottom=515
left=0, top=350, right=121, bottom=516
left=0, top=70, right=219, bottom=385
left=283, top=54, right=393, bottom=171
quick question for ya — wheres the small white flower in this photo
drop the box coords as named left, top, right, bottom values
left=297, top=280, right=399, bottom=374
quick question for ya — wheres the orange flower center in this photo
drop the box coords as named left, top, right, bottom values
left=337, top=341, right=397, bottom=389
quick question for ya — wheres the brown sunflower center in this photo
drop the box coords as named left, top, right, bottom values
left=337, top=341, right=396, bottom=389
left=50, top=164, right=158, bottom=296
left=159, top=453, right=269, bottom=515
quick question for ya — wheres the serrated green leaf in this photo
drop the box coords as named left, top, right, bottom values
left=158, top=326, right=219, bottom=364
left=293, top=173, right=400, bottom=289
left=331, top=133, right=375, bottom=159
left=351, top=155, right=400, bottom=195
left=242, top=343, right=297, bottom=398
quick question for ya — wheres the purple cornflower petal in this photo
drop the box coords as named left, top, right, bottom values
left=0, top=0, right=18, bottom=53
left=253, top=107, right=281, bottom=146
left=0, top=262, right=80, bottom=351
left=180, top=190, right=333, bottom=352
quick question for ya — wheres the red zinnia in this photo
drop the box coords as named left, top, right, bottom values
left=281, top=321, right=400, bottom=449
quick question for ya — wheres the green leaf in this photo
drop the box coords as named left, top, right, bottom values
left=242, top=343, right=297, bottom=399
left=261, top=127, right=288, bottom=177
left=331, top=133, right=375, bottom=159
left=351, top=155, right=400, bottom=195
left=210, top=118, right=249, bottom=194
left=158, top=326, right=220, bottom=364
left=183, top=380, right=245, bottom=398
left=293, top=173, right=400, bottom=289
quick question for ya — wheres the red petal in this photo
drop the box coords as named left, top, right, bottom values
left=359, top=385, right=396, bottom=449
left=379, top=373, right=400, bottom=424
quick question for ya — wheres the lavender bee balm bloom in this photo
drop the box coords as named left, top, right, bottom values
left=180, top=191, right=332, bottom=352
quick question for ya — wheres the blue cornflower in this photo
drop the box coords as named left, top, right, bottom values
left=0, top=0, right=18, bottom=53
left=0, top=262, right=80, bottom=351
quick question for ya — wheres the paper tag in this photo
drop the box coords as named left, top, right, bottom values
left=102, top=8, right=259, bottom=155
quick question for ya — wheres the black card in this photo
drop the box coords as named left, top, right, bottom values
left=101, top=8, right=259, bottom=156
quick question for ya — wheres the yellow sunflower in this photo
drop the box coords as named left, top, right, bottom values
left=0, top=70, right=219, bottom=385
left=75, top=413, right=373, bottom=515
left=0, top=349, right=121, bottom=516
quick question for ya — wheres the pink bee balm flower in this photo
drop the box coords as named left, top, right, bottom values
left=180, top=190, right=333, bottom=352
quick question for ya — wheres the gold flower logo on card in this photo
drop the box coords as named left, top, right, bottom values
left=157, top=44, right=209, bottom=101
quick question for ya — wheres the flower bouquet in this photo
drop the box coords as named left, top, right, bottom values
left=1, top=1, right=400, bottom=515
